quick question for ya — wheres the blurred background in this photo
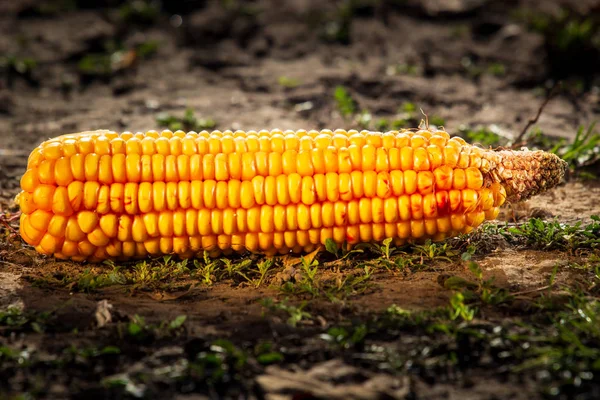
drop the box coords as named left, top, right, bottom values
left=0, top=0, right=599, bottom=197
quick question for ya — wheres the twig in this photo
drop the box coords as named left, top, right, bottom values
left=511, top=285, right=553, bottom=297
left=512, top=82, right=561, bottom=148
left=419, top=108, right=429, bottom=130
left=0, top=211, right=21, bottom=234
left=0, top=260, right=21, bottom=268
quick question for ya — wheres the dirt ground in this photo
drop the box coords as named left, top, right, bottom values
left=1, top=0, right=600, bottom=399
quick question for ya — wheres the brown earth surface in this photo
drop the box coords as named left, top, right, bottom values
left=1, top=0, right=600, bottom=399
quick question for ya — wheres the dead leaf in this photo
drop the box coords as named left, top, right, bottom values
left=94, top=299, right=113, bottom=328
left=279, top=246, right=323, bottom=271
left=304, top=246, right=323, bottom=265
left=280, top=254, right=300, bottom=270
left=256, top=359, right=410, bottom=400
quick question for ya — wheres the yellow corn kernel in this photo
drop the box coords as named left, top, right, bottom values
left=118, top=215, right=134, bottom=242
left=485, top=207, right=500, bottom=220
left=88, top=227, right=110, bottom=247
left=451, top=213, right=466, bottom=231
left=452, top=169, right=466, bottom=190
left=424, top=219, right=437, bottom=236
left=404, top=170, right=417, bottom=194
left=20, top=169, right=39, bottom=192
left=29, top=209, right=52, bottom=232
left=51, top=186, right=72, bottom=216
left=345, top=225, right=360, bottom=244
left=443, top=145, right=459, bottom=167
left=436, top=216, right=452, bottom=234
left=37, top=233, right=63, bottom=254
left=55, top=157, right=74, bottom=186
left=18, top=192, right=36, bottom=214
left=38, top=159, right=56, bottom=185
left=65, top=217, right=86, bottom=242
left=282, top=150, right=297, bottom=175
left=466, top=211, right=485, bottom=227
left=47, top=215, right=68, bottom=237
left=411, top=220, right=426, bottom=238
left=110, top=183, right=125, bottom=213
left=389, top=170, right=404, bottom=196
left=398, top=196, right=411, bottom=221
left=457, top=149, right=471, bottom=168
left=490, top=182, right=507, bottom=207
left=297, top=151, right=313, bottom=176
left=426, top=145, right=443, bottom=170
left=422, top=193, right=438, bottom=218
left=480, top=188, right=494, bottom=210
left=376, top=172, right=391, bottom=198
left=20, top=215, right=42, bottom=245
left=448, top=190, right=462, bottom=212
left=77, top=211, right=98, bottom=234
left=301, top=176, right=316, bottom=205
left=84, top=153, right=100, bottom=181
left=465, top=167, right=484, bottom=189
left=33, top=184, right=55, bottom=211
left=133, top=215, right=149, bottom=242
left=410, top=194, right=424, bottom=220
left=370, top=198, right=384, bottom=224
left=400, top=147, right=413, bottom=170
left=433, top=165, right=453, bottom=190
left=413, top=147, right=430, bottom=171
left=41, top=141, right=63, bottom=160
left=97, top=186, right=110, bottom=214
left=417, top=171, right=434, bottom=194
left=462, top=189, right=479, bottom=212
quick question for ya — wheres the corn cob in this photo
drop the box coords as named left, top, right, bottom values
left=16, top=128, right=567, bottom=262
